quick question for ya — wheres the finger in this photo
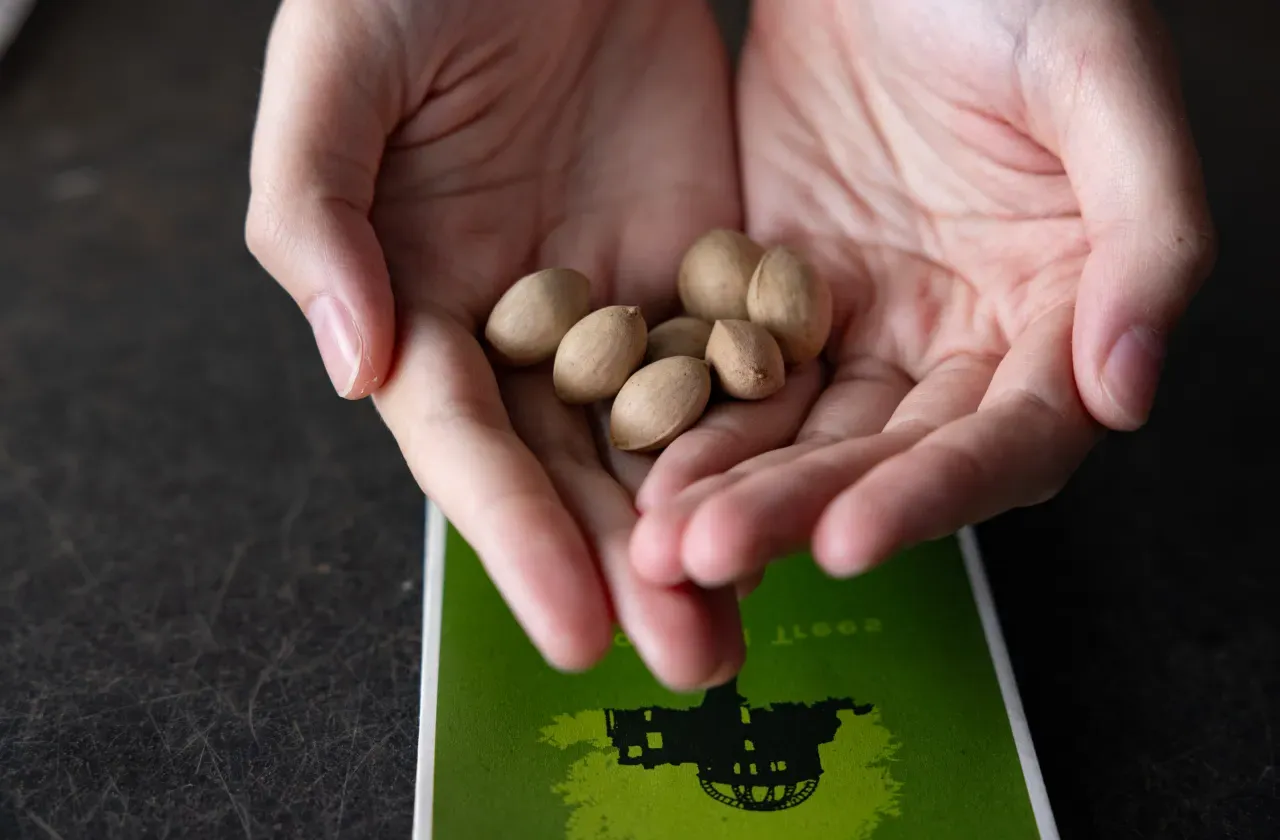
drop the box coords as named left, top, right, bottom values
left=246, top=0, right=401, bottom=398
left=736, top=570, right=765, bottom=601
left=796, top=356, right=914, bottom=443
left=630, top=441, right=824, bottom=586
left=500, top=369, right=745, bottom=692
left=551, top=461, right=746, bottom=692
left=630, top=357, right=909, bottom=586
left=373, top=310, right=613, bottom=671
left=679, top=354, right=991, bottom=586
left=883, top=353, right=1000, bottom=432
left=635, top=360, right=823, bottom=512
left=1030, top=1, right=1215, bottom=429
left=589, top=401, right=655, bottom=499
left=814, top=305, right=1100, bottom=575
left=679, top=430, right=926, bottom=588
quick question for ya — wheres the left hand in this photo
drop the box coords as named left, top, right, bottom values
left=631, top=0, right=1215, bottom=591
left=245, top=0, right=776, bottom=690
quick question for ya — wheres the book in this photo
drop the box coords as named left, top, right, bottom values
left=413, top=501, right=1058, bottom=839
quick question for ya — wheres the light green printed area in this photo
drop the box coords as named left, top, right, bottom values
left=433, top=524, right=1040, bottom=838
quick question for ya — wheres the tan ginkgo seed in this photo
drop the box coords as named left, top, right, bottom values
left=609, top=356, right=712, bottom=452
left=677, top=229, right=764, bottom=322
left=483, top=267, right=592, bottom=366
left=746, top=246, right=833, bottom=365
left=553, top=305, right=648, bottom=404
left=645, top=316, right=713, bottom=363
left=704, top=319, right=786, bottom=400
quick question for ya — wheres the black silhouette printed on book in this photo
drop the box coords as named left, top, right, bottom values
left=603, top=677, right=873, bottom=812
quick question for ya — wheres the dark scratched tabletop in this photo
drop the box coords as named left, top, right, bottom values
left=1, top=1, right=1277, bottom=838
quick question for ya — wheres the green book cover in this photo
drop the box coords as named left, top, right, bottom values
left=413, top=502, right=1058, bottom=839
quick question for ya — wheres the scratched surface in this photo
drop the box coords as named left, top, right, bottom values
left=977, top=2, right=1280, bottom=836
left=0, top=1, right=1278, bottom=839
left=0, top=1, right=423, bottom=837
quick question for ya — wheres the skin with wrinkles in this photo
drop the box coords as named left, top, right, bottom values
left=246, top=0, right=1214, bottom=689
left=247, top=0, right=834, bottom=691
left=631, top=0, right=1214, bottom=597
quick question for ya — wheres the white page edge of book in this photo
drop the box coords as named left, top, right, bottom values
left=958, top=527, right=1060, bottom=839
left=413, top=499, right=1059, bottom=839
left=412, top=500, right=447, bottom=840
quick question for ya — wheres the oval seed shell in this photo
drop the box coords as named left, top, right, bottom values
left=677, top=229, right=764, bottom=322
left=483, top=267, right=592, bottom=366
left=704, top=319, right=785, bottom=400
left=552, top=305, right=648, bottom=404
left=746, top=246, right=833, bottom=365
left=645, top=316, right=713, bottom=363
left=609, top=356, right=712, bottom=452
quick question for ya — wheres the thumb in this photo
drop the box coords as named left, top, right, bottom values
left=245, top=0, right=402, bottom=399
left=1037, top=1, right=1216, bottom=430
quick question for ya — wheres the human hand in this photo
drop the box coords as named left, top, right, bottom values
left=244, top=0, right=812, bottom=689
left=633, top=0, right=1215, bottom=589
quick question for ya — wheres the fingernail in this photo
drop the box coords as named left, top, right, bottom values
left=306, top=295, right=362, bottom=397
left=699, top=657, right=742, bottom=690
left=1102, top=326, right=1165, bottom=427
left=702, top=620, right=746, bottom=689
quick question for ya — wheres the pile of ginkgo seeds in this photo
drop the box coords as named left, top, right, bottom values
left=482, top=230, right=832, bottom=453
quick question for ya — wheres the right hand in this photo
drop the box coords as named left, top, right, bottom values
left=245, top=0, right=795, bottom=689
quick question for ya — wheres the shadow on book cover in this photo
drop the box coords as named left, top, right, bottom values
left=414, top=503, right=1058, bottom=839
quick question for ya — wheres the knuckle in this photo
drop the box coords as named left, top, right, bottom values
left=1026, top=475, right=1069, bottom=507
left=243, top=194, right=273, bottom=261
left=243, top=187, right=291, bottom=265
left=1158, top=217, right=1219, bottom=281
left=1186, top=224, right=1219, bottom=278
left=691, top=422, right=751, bottom=456
left=933, top=443, right=987, bottom=498
left=881, top=417, right=939, bottom=441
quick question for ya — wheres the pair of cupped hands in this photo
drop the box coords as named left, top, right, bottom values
left=245, top=0, right=1214, bottom=690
